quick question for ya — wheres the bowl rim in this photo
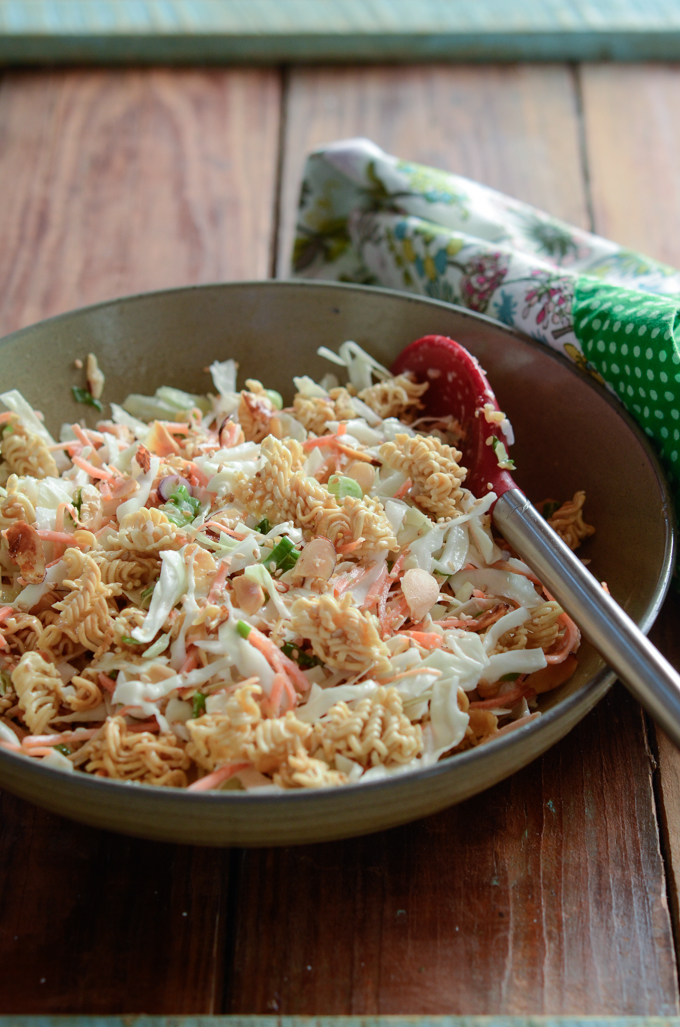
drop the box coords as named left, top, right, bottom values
left=0, top=278, right=675, bottom=809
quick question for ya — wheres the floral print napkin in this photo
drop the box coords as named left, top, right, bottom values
left=291, top=138, right=680, bottom=512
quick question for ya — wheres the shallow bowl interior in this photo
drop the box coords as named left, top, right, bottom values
left=0, top=281, right=673, bottom=845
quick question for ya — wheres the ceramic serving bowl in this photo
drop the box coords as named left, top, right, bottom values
left=0, top=280, right=674, bottom=845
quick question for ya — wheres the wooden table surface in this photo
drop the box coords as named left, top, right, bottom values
left=0, top=62, right=680, bottom=1017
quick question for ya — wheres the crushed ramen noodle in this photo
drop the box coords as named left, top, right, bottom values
left=0, top=342, right=593, bottom=792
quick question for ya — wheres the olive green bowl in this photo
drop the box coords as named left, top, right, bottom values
left=0, top=280, right=674, bottom=846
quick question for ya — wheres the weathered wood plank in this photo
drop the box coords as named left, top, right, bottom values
left=277, top=64, right=591, bottom=276
left=0, top=67, right=281, bottom=336
left=2, top=0, right=680, bottom=64
left=580, top=61, right=680, bottom=951
left=236, top=63, right=679, bottom=1016
left=229, top=687, right=678, bottom=1015
left=0, top=66, right=282, bottom=1013
left=0, top=793, right=230, bottom=1013
left=579, top=63, right=680, bottom=267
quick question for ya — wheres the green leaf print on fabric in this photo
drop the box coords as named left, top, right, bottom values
left=574, top=276, right=680, bottom=495
left=396, top=160, right=469, bottom=215
left=512, top=209, right=586, bottom=265
left=583, top=249, right=680, bottom=289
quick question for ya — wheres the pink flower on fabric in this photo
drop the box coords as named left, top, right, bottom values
left=459, top=253, right=509, bottom=312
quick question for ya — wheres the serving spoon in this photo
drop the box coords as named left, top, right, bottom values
left=393, top=334, right=680, bottom=748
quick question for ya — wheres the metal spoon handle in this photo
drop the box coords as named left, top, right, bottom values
left=495, top=488, right=680, bottom=747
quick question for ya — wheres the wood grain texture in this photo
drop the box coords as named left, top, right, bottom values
left=650, top=593, right=680, bottom=949
left=229, top=686, right=678, bottom=1015
left=238, top=62, right=680, bottom=1016
left=0, top=792, right=231, bottom=1014
left=277, top=64, right=591, bottom=275
left=0, top=67, right=281, bottom=336
left=579, top=64, right=680, bottom=266
left=0, top=66, right=281, bottom=1014
left=581, top=62, right=680, bottom=956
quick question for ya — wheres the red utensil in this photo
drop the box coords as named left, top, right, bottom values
left=392, top=333, right=515, bottom=503
left=393, top=334, right=680, bottom=748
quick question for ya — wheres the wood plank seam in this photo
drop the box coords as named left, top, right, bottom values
left=647, top=711, right=680, bottom=988
left=269, top=64, right=290, bottom=281
left=572, top=63, right=597, bottom=233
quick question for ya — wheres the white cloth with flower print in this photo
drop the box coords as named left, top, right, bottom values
left=291, top=138, right=680, bottom=501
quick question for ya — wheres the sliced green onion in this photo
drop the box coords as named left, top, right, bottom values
left=142, top=633, right=170, bottom=659
left=121, top=636, right=142, bottom=645
left=254, top=517, right=271, bottom=535
left=140, top=581, right=157, bottom=601
left=542, top=501, right=560, bottom=520
left=72, top=386, right=103, bottom=413
left=161, top=484, right=201, bottom=526
left=328, top=474, right=362, bottom=500
left=0, top=670, right=11, bottom=694
left=237, top=620, right=252, bottom=639
left=281, top=642, right=321, bottom=669
left=72, top=487, right=83, bottom=515
left=490, top=435, right=516, bottom=470
left=265, top=389, right=283, bottom=410
left=53, top=743, right=71, bottom=756
left=192, top=692, right=207, bottom=718
left=500, top=672, right=521, bottom=682
left=262, top=535, right=299, bottom=573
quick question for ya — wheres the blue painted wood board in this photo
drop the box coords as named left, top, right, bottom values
left=3, top=1019, right=680, bottom=1026
left=0, top=0, right=680, bottom=63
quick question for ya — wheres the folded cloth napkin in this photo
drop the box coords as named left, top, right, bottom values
left=291, top=137, right=680, bottom=512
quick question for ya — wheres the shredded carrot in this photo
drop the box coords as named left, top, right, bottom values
left=336, top=537, right=365, bottom=554
left=360, top=565, right=389, bottom=610
left=302, top=424, right=349, bottom=451
left=469, top=684, right=535, bottom=710
left=180, top=648, right=200, bottom=674
left=98, top=672, right=117, bottom=694
left=333, top=566, right=368, bottom=596
left=204, top=520, right=247, bottom=540
left=188, top=761, right=250, bottom=792
left=126, top=720, right=161, bottom=734
left=22, top=728, right=99, bottom=747
left=384, top=666, right=443, bottom=683
left=207, top=560, right=230, bottom=603
left=71, top=456, right=115, bottom=482
left=545, top=613, right=581, bottom=664
left=161, top=422, right=191, bottom=435
left=336, top=443, right=373, bottom=462
left=0, top=411, right=13, bottom=425
left=266, top=672, right=297, bottom=717
left=72, top=424, right=100, bottom=450
left=0, top=740, right=22, bottom=753
left=493, top=711, right=542, bottom=737
left=248, top=627, right=310, bottom=693
left=35, top=529, right=89, bottom=549
left=400, top=630, right=444, bottom=649
left=186, top=462, right=210, bottom=487
left=394, top=477, right=413, bottom=499
left=0, top=606, right=14, bottom=623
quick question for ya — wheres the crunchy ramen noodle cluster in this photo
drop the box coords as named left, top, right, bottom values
left=0, top=342, right=593, bottom=792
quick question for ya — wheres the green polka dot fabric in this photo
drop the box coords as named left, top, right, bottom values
left=292, top=138, right=680, bottom=523
left=574, top=278, right=680, bottom=499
